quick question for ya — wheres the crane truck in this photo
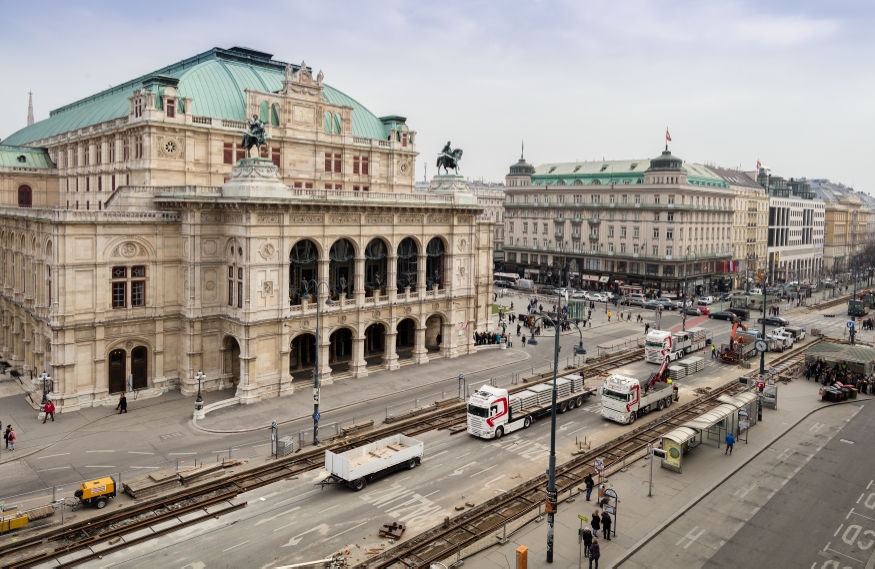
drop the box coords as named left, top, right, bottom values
left=644, top=327, right=712, bottom=363
left=718, top=321, right=759, bottom=363
left=600, top=357, right=678, bottom=425
left=466, top=374, right=596, bottom=439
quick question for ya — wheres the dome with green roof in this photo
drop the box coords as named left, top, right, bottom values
left=2, top=47, right=389, bottom=146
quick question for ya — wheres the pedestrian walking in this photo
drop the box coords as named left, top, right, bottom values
left=601, top=510, right=612, bottom=540
left=588, top=537, right=601, bottom=569
left=590, top=509, right=601, bottom=535
left=607, top=311, right=612, bottom=322
left=584, top=473, right=595, bottom=501
left=522, top=334, right=527, bottom=346
left=117, top=392, right=128, bottom=414
left=43, top=400, right=55, bottom=423
left=7, top=427, right=16, bottom=451
left=3, top=424, right=10, bottom=449
left=711, top=344, right=717, bottom=358
left=582, top=526, right=593, bottom=557
left=725, top=431, right=735, bottom=455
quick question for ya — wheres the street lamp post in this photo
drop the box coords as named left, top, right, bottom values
left=300, top=279, right=335, bottom=446
left=40, top=371, right=50, bottom=405
left=531, top=291, right=586, bottom=563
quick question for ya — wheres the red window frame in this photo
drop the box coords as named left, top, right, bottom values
left=333, top=153, right=341, bottom=173
left=361, top=156, right=369, bottom=175
left=17, top=185, right=32, bottom=208
left=223, top=142, right=233, bottom=164
left=235, top=145, right=246, bottom=162
left=271, top=147, right=281, bottom=168
left=166, top=98, right=175, bottom=118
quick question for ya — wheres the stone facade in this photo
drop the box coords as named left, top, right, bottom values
left=0, top=48, right=493, bottom=410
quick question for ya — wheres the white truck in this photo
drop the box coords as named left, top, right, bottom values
left=601, top=359, right=679, bottom=425
left=319, top=434, right=424, bottom=491
left=766, top=329, right=795, bottom=349
left=466, top=374, right=596, bottom=439
left=644, top=327, right=712, bottom=363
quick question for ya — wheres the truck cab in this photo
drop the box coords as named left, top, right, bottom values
left=645, top=330, right=674, bottom=363
left=467, top=385, right=511, bottom=439
left=767, top=329, right=794, bottom=348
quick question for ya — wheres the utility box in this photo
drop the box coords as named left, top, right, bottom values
left=276, top=435, right=295, bottom=456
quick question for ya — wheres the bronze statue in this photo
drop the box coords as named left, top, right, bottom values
left=240, top=114, right=266, bottom=158
left=436, top=140, right=463, bottom=175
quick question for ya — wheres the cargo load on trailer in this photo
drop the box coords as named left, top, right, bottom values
left=718, top=321, right=758, bottom=363
left=601, top=357, right=678, bottom=425
left=467, top=374, right=596, bottom=439
left=319, top=434, right=424, bottom=491
left=644, top=327, right=712, bottom=363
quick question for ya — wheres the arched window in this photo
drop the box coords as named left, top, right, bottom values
left=289, top=240, right=319, bottom=305
left=323, top=112, right=332, bottom=133
left=334, top=113, right=342, bottom=134
left=270, top=103, right=280, bottom=126
left=396, top=238, right=418, bottom=289
left=364, top=238, right=388, bottom=296
left=259, top=101, right=269, bottom=123
left=426, top=238, right=445, bottom=289
left=18, top=185, right=32, bottom=208
left=328, top=239, right=355, bottom=300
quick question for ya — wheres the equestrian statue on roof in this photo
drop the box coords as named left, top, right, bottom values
left=240, top=114, right=267, bottom=158
left=436, top=141, right=463, bottom=175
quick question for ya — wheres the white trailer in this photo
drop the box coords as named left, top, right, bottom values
left=319, top=434, right=424, bottom=491
left=644, top=327, right=712, bottom=363
left=466, top=374, right=596, bottom=439
left=601, top=366, right=678, bottom=425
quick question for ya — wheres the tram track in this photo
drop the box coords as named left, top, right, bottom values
left=1, top=349, right=641, bottom=568
left=358, top=340, right=821, bottom=568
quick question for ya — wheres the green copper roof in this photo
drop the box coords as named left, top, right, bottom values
left=0, top=145, right=55, bottom=168
left=2, top=47, right=389, bottom=145
left=529, top=157, right=728, bottom=189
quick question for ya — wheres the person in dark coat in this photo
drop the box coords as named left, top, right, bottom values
left=582, top=526, right=593, bottom=557
left=590, top=509, right=601, bottom=534
left=117, top=392, right=128, bottom=414
left=601, top=510, right=612, bottom=540
left=3, top=424, right=10, bottom=449
left=584, top=474, right=595, bottom=501
left=588, top=537, right=601, bottom=569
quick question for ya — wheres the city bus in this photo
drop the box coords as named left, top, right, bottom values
left=493, top=272, right=521, bottom=288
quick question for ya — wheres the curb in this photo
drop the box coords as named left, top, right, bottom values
left=191, top=348, right=533, bottom=434
left=610, top=395, right=870, bottom=568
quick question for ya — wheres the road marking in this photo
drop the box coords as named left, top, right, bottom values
left=85, top=465, right=116, bottom=468
left=824, top=543, right=862, bottom=563
left=675, top=526, right=706, bottom=549
left=222, top=540, right=250, bottom=552
left=859, top=494, right=866, bottom=504
left=255, top=506, right=301, bottom=526
left=449, top=461, right=478, bottom=476
left=567, top=426, right=587, bottom=436
left=835, top=524, right=844, bottom=536
left=37, top=466, right=71, bottom=472
left=847, top=508, right=855, bottom=520
left=128, top=451, right=155, bottom=455
left=86, top=450, right=115, bottom=453
left=36, top=453, right=70, bottom=460
left=422, top=490, right=441, bottom=498
left=321, top=504, right=340, bottom=513
left=130, top=466, right=161, bottom=469
left=328, top=520, right=368, bottom=540
left=558, top=421, right=577, bottom=432
left=868, top=480, right=874, bottom=490
left=470, top=465, right=498, bottom=477
left=281, top=523, right=329, bottom=546
left=809, top=422, right=824, bottom=433
left=484, top=475, right=505, bottom=488
left=168, top=453, right=197, bottom=455
left=253, top=443, right=271, bottom=448
left=850, top=509, right=875, bottom=522
left=428, top=463, right=445, bottom=469
left=457, top=452, right=472, bottom=459
left=840, top=439, right=856, bottom=444
left=776, top=448, right=794, bottom=462
left=426, top=450, right=449, bottom=460
left=734, top=483, right=757, bottom=499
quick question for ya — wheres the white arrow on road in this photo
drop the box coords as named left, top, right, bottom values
left=282, top=523, right=329, bottom=547
left=449, top=461, right=478, bottom=476
left=559, top=421, right=577, bottom=432
left=255, top=506, right=301, bottom=526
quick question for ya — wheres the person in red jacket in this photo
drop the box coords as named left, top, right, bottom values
left=43, top=400, right=55, bottom=423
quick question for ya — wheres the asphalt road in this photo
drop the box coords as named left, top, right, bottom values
left=705, top=401, right=875, bottom=569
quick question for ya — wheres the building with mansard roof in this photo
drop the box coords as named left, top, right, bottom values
left=0, top=46, right=492, bottom=411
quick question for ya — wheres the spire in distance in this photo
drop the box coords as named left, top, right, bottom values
left=27, top=90, right=34, bottom=126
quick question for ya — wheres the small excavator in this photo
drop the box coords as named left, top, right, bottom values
left=719, top=320, right=749, bottom=364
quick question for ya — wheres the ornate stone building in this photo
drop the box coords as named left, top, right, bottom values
left=0, top=46, right=492, bottom=410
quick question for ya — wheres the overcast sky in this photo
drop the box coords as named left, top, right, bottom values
left=1, top=0, right=872, bottom=190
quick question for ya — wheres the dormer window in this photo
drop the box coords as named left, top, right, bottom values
left=600, top=164, right=609, bottom=172
left=166, top=98, right=175, bottom=118
left=134, top=98, right=143, bottom=118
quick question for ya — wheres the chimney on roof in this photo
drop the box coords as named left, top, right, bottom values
left=27, top=90, right=34, bottom=126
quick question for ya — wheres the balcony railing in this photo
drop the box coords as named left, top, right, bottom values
left=570, top=217, right=583, bottom=225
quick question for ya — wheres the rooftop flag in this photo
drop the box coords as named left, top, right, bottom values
left=666, top=128, right=671, bottom=142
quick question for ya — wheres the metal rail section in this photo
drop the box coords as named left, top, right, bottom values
left=1, top=350, right=640, bottom=568
left=359, top=342, right=820, bottom=569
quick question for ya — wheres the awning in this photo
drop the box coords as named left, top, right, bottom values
left=662, top=426, right=698, bottom=445
left=527, top=269, right=540, bottom=275
left=580, top=275, right=599, bottom=282
left=599, top=276, right=610, bottom=283
left=721, top=392, right=758, bottom=407
left=683, top=404, right=737, bottom=430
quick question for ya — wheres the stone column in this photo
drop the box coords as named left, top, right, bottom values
left=417, top=253, right=427, bottom=294
left=317, top=336, right=333, bottom=384
left=350, top=336, right=368, bottom=378
left=384, top=330, right=400, bottom=370
left=412, top=326, right=429, bottom=365
left=235, top=355, right=261, bottom=404
left=441, top=321, right=459, bottom=359
left=387, top=255, right=397, bottom=298
left=354, top=256, right=366, bottom=305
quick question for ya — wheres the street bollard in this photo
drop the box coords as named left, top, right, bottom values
left=456, top=545, right=464, bottom=566
left=229, top=447, right=232, bottom=460
left=499, top=521, right=509, bottom=544
left=52, top=486, right=56, bottom=502
left=536, top=502, right=544, bottom=522
left=567, top=486, right=575, bottom=503
left=176, top=458, right=179, bottom=471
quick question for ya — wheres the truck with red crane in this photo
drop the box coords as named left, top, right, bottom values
left=718, top=320, right=758, bottom=363
left=600, top=357, right=679, bottom=425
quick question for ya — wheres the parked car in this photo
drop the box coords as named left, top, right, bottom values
left=709, top=311, right=739, bottom=322
left=586, top=293, right=605, bottom=302
left=749, top=288, right=763, bottom=295
left=684, top=306, right=702, bottom=316
left=572, top=290, right=586, bottom=299
left=627, top=293, right=646, bottom=306
left=643, top=300, right=662, bottom=310
left=757, top=316, right=789, bottom=326
left=653, top=298, right=676, bottom=310
left=698, top=306, right=711, bottom=315
left=698, top=296, right=714, bottom=306
left=603, top=292, right=614, bottom=299
left=726, top=307, right=750, bottom=320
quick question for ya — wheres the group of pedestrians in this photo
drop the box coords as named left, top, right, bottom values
left=473, top=331, right=503, bottom=346
left=806, top=359, right=874, bottom=394
left=579, top=473, right=612, bottom=567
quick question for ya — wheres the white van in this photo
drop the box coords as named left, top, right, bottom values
left=627, top=293, right=646, bottom=306
left=517, top=278, right=535, bottom=292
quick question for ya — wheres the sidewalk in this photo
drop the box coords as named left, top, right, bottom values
left=466, top=373, right=866, bottom=568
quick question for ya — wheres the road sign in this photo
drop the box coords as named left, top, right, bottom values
left=594, top=458, right=605, bottom=472
left=313, top=413, right=321, bottom=421
left=847, top=321, right=856, bottom=329
left=757, top=381, right=765, bottom=390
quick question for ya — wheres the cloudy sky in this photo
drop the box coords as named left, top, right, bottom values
left=1, top=0, right=872, bottom=189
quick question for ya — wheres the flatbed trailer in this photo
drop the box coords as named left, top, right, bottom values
left=319, top=434, right=424, bottom=491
